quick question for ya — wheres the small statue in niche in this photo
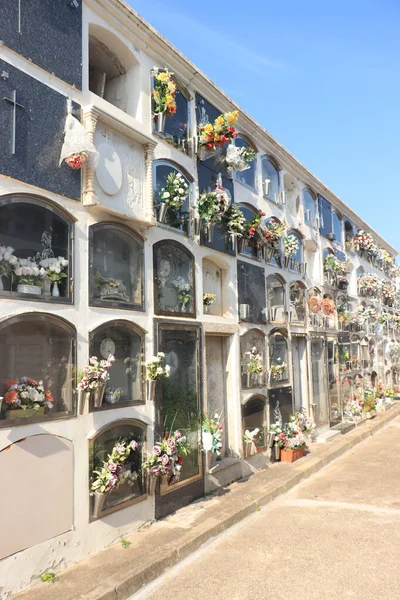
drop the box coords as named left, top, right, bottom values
left=273, top=399, right=283, bottom=427
left=36, top=228, right=54, bottom=262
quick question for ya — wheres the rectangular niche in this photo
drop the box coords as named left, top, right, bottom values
left=237, top=260, right=266, bottom=323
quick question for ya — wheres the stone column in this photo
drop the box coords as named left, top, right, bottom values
left=144, top=142, right=157, bottom=221
left=82, top=106, right=99, bottom=207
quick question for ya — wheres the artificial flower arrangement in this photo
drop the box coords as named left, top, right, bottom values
left=203, top=292, right=216, bottom=307
left=39, top=257, right=69, bottom=281
left=91, top=439, right=139, bottom=495
left=382, top=283, right=395, bottom=302
left=358, top=273, right=382, bottom=296
left=143, top=429, right=190, bottom=487
left=0, top=245, right=18, bottom=279
left=245, top=345, right=264, bottom=374
left=4, top=377, right=54, bottom=413
left=152, top=67, right=177, bottom=117
left=198, top=110, right=239, bottom=153
left=145, top=352, right=170, bottom=381
left=321, top=297, right=336, bottom=316
left=353, top=230, right=375, bottom=254
left=225, top=143, right=256, bottom=172
left=385, top=388, right=395, bottom=398
left=344, top=396, right=364, bottom=417
left=158, top=171, right=189, bottom=209
left=283, top=234, right=300, bottom=257
left=378, top=312, right=393, bottom=324
left=262, top=218, right=286, bottom=248
left=356, top=305, right=377, bottom=323
left=202, top=412, right=223, bottom=458
left=243, top=210, right=266, bottom=243
left=59, top=112, right=97, bottom=170
left=243, top=427, right=260, bottom=456
left=270, top=418, right=306, bottom=452
left=195, top=188, right=229, bottom=223
left=224, top=203, right=246, bottom=237
left=290, top=409, right=315, bottom=436
left=77, top=355, right=115, bottom=393
left=269, top=357, right=287, bottom=380
left=171, top=276, right=191, bottom=310
left=13, top=258, right=45, bottom=288
left=104, top=386, right=124, bottom=404
left=308, top=295, right=322, bottom=313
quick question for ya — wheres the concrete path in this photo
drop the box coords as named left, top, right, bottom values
left=134, top=417, right=400, bottom=600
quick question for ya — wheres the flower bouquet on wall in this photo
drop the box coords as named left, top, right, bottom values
left=13, top=258, right=46, bottom=295
left=59, top=111, right=98, bottom=170
left=95, top=270, right=129, bottom=303
left=202, top=412, right=223, bottom=470
left=243, top=210, right=266, bottom=256
left=0, top=245, right=18, bottom=291
left=157, top=171, right=189, bottom=223
left=290, top=409, right=315, bottom=443
left=269, top=358, right=287, bottom=382
left=91, top=439, right=139, bottom=518
left=283, top=234, right=300, bottom=268
left=3, top=378, right=54, bottom=419
left=225, top=143, right=256, bottom=172
left=194, top=176, right=230, bottom=240
left=268, top=423, right=284, bottom=460
left=357, top=273, right=382, bottom=298
left=145, top=352, right=170, bottom=402
left=39, top=256, right=69, bottom=297
left=203, top=292, right=216, bottom=314
left=77, top=354, right=115, bottom=413
left=321, top=297, right=336, bottom=317
left=224, top=203, right=246, bottom=251
left=262, top=218, right=286, bottom=262
left=382, top=283, right=395, bottom=307
left=152, top=67, right=177, bottom=132
left=243, top=428, right=260, bottom=457
left=353, top=230, right=376, bottom=259
left=245, top=345, right=264, bottom=388
left=198, top=110, right=239, bottom=160
left=144, top=430, right=190, bottom=494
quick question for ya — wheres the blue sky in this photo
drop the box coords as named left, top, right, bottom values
left=128, top=0, right=400, bottom=250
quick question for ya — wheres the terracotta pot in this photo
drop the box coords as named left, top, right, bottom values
left=280, top=446, right=305, bottom=463
left=5, top=407, right=45, bottom=419
left=92, top=491, right=106, bottom=518
left=77, top=389, right=90, bottom=415
left=158, top=203, right=169, bottom=223
left=92, top=385, right=105, bottom=408
left=147, top=379, right=157, bottom=402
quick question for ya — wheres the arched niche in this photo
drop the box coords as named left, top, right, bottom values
left=0, top=194, right=73, bottom=302
left=153, top=160, right=192, bottom=234
left=89, top=419, right=147, bottom=519
left=153, top=240, right=195, bottom=317
left=283, top=173, right=300, bottom=215
left=267, top=274, right=286, bottom=323
left=268, top=330, right=289, bottom=383
left=286, top=230, right=303, bottom=272
left=261, top=155, right=280, bottom=203
left=88, top=24, right=140, bottom=116
left=202, top=257, right=223, bottom=316
left=289, top=281, right=306, bottom=323
left=234, top=135, right=257, bottom=189
left=237, top=260, right=267, bottom=324
left=240, top=329, right=266, bottom=389
left=152, top=69, right=190, bottom=152
left=89, top=222, right=144, bottom=310
left=350, top=335, right=361, bottom=370
left=237, top=203, right=261, bottom=260
left=264, top=216, right=284, bottom=267
left=302, top=187, right=317, bottom=226
left=89, top=320, right=145, bottom=410
left=0, top=313, right=76, bottom=427
left=242, top=395, right=267, bottom=451
left=0, top=434, right=73, bottom=559
left=345, top=220, right=354, bottom=250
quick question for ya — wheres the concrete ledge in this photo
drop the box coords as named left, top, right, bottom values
left=12, top=405, right=400, bottom=600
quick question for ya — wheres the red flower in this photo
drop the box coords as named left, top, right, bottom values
left=177, top=457, right=183, bottom=465
left=164, top=432, right=169, bottom=440
left=5, top=390, right=18, bottom=405
left=217, top=424, right=223, bottom=430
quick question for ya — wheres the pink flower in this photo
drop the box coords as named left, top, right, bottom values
left=174, top=430, right=182, bottom=439
left=152, top=445, right=161, bottom=455
left=130, top=440, right=138, bottom=451
left=161, top=453, right=170, bottom=466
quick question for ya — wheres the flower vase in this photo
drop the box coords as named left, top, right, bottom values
left=0, top=275, right=3, bottom=291
left=229, top=234, right=236, bottom=252
left=147, top=379, right=157, bottom=402
left=239, top=303, right=250, bottom=320
left=92, top=385, right=105, bottom=408
left=156, top=112, right=165, bottom=133
left=52, top=281, right=60, bottom=297
left=77, top=389, right=90, bottom=415
left=257, top=372, right=264, bottom=387
left=274, top=444, right=281, bottom=460
left=42, top=275, right=51, bottom=296
left=244, top=442, right=252, bottom=458
left=0, top=397, right=2, bottom=413
left=147, top=474, right=157, bottom=496
left=283, top=255, right=290, bottom=269
left=206, top=451, right=213, bottom=471
left=161, top=474, right=169, bottom=488
left=268, top=433, right=275, bottom=449
left=246, top=372, right=251, bottom=388
left=92, top=491, right=106, bottom=518
left=206, top=222, right=215, bottom=243
left=238, top=237, right=246, bottom=254
left=204, top=304, right=209, bottom=314
left=158, top=203, right=169, bottom=223
left=193, top=217, right=201, bottom=237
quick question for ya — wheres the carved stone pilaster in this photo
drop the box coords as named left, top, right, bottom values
left=144, top=142, right=157, bottom=220
left=82, top=106, right=99, bottom=206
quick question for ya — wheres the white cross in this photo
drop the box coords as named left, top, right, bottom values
left=3, top=90, right=25, bottom=154
left=101, top=130, right=112, bottom=143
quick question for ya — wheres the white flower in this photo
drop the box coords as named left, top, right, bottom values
left=164, top=365, right=171, bottom=377
left=9, top=255, right=17, bottom=265
left=162, top=192, right=170, bottom=198
left=156, top=367, right=164, bottom=375
left=178, top=188, right=184, bottom=194
left=5, top=246, right=13, bottom=254
left=151, top=356, right=159, bottom=363
left=14, top=267, right=22, bottom=276
left=158, top=352, right=165, bottom=358
left=202, top=431, right=213, bottom=452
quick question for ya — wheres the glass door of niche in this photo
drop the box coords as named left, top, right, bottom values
left=310, top=337, right=329, bottom=427
left=155, top=324, right=203, bottom=520
left=327, top=339, right=341, bottom=426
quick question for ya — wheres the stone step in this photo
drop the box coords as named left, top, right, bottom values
left=316, top=429, right=342, bottom=443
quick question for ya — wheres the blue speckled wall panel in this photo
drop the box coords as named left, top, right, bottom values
left=0, top=0, right=82, bottom=89
left=0, top=60, right=81, bottom=200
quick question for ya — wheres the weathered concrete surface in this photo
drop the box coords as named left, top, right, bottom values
left=11, top=406, right=400, bottom=600
left=142, top=415, right=400, bottom=600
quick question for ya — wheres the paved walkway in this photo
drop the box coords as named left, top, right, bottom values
left=135, top=416, right=400, bottom=600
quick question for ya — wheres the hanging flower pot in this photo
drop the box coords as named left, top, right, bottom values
left=239, top=303, right=250, bottom=320
left=65, top=152, right=87, bottom=170
left=156, top=112, right=166, bottom=133
left=228, top=234, right=236, bottom=252
left=158, top=203, right=169, bottom=223
left=283, top=255, right=290, bottom=269
left=147, top=474, right=158, bottom=496
left=193, top=217, right=201, bottom=237
left=60, top=112, right=98, bottom=170
left=17, top=284, right=41, bottom=295
left=268, top=433, right=275, bottom=449
left=77, top=389, right=90, bottom=415
left=147, top=379, right=157, bottom=402
left=92, top=491, right=106, bottom=518
left=206, top=222, right=216, bottom=243
left=92, top=385, right=105, bottom=409
left=207, top=451, right=213, bottom=471
left=274, top=444, right=281, bottom=460
left=238, top=237, right=246, bottom=254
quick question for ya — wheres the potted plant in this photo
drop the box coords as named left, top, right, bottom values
left=144, top=430, right=189, bottom=494
left=203, top=292, right=216, bottom=314
left=198, top=110, right=239, bottom=159
left=145, top=352, right=170, bottom=402
left=0, top=245, right=18, bottom=291
left=77, top=354, right=115, bottom=412
left=243, top=428, right=260, bottom=457
left=245, top=345, right=264, bottom=387
left=157, top=171, right=189, bottom=223
left=277, top=419, right=307, bottom=463
left=202, top=412, right=223, bottom=470
left=13, top=258, right=45, bottom=295
left=39, top=256, right=69, bottom=297
left=3, top=377, right=54, bottom=419
left=91, top=439, right=139, bottom=518
left=152, top=67, right=177, bottom=133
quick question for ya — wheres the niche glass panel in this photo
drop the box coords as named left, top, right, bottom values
left=90, top=225, right=143, bottom=310
left=303, top=189, right=316, bottom=225
left=154, top=242, right=195, bottom=317
left=287, top=231, right=302, bottom=271
left=90, top=323, right=143, bottom=409
left=261, top=157, right=279, bottom=202
left=202, top=258, right=223, bottom=316
left=333, top=212, right=343, bottom=245
left=159, top=328, right=200, bottom=485
left=318, top=195, right=333, bottom=238
left=243, top=397, right=267, bottom=449
left=154, top=78, right=189, bottom=151
left=267, top=276, right=286, bottom=322
left=154, top=164, right=190, bottom=233
left=89, top=421, right=146, bottom=516
left=0, top=200, right=71, bottom=301
left=269, top=333, right=288, bottom=382
left=237, top=260, right=266, bottom=323
left=235, top=137, right=255, bottom=188
left=289, top=283, right=306, bottom=322
left=237, top=204, right=260, bottom=259
left=240, top=330, right=265, bottom=389
left=0, top=315, right=75, bottom=425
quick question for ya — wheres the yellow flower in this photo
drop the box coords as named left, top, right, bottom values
left=203, top=123, right=214, bottom=134
left=156, top=72, right=169, bottom=83
left=167, top=81, right=176, bottom=92
left=165, top=93, right=174, bottom=104
left=227, top=110, right=239, bottom=125
left=215, top=115, right=225, bottom=126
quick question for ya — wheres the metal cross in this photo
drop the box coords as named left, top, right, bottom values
left=3, top=90, right=25, bottom=154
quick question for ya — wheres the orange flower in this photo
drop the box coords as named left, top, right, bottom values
left=5, top=390, right=18, bottom=405
left=45, top=391, right=54, bottom=401
left=5, top=379, right=17, bottom=389
left=27, top=378, right=38, bottom=386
